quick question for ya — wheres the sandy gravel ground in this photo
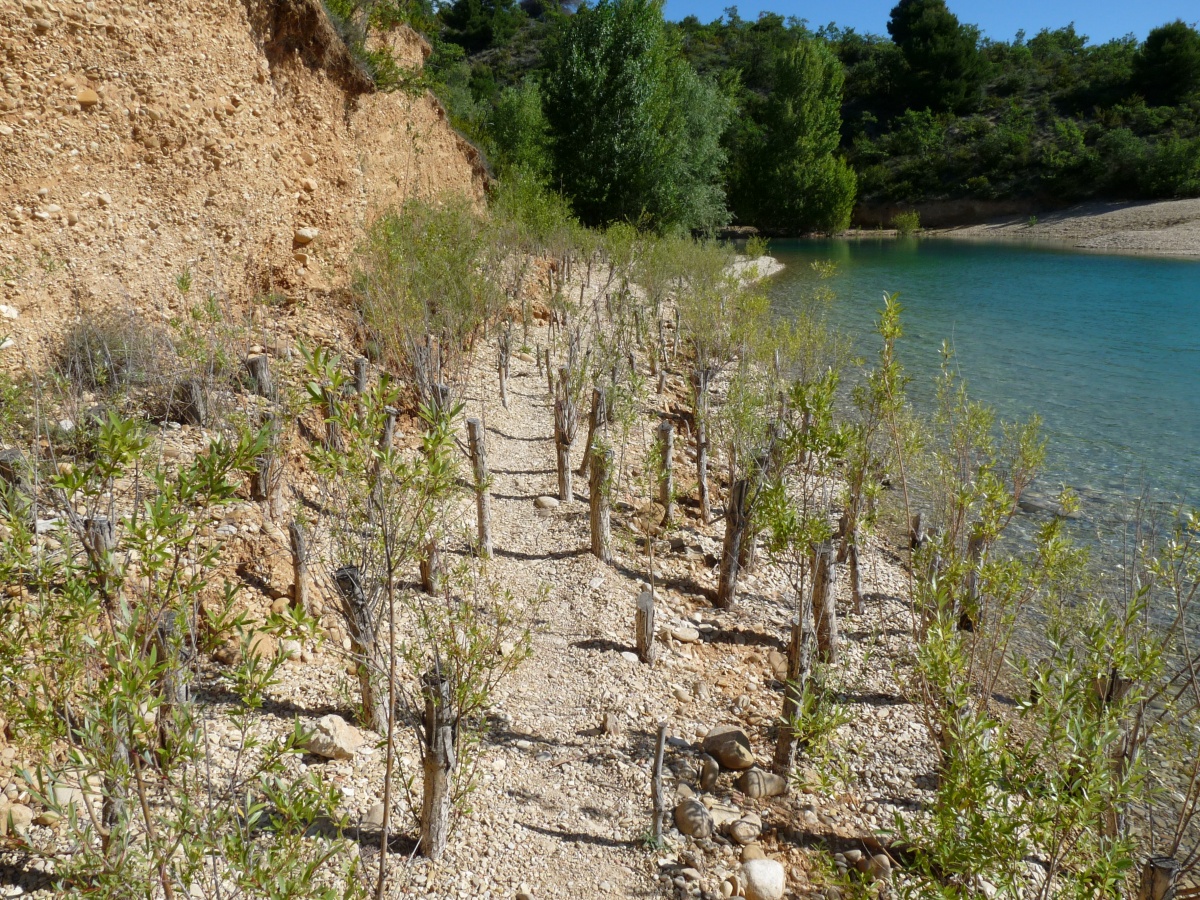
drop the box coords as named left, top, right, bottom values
left=934, top=197, right=1200, bottom=258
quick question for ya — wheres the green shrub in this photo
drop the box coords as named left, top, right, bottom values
left=890, top=209, right=921, bottom=235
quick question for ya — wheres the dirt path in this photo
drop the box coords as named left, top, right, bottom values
left=933, top=197, right=1200, bottom=258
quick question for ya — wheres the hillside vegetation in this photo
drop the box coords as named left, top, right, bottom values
left=375, top=0, right=1200, bottom=230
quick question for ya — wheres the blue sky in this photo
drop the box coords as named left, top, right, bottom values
left=662, top=0, right=1200, bottom=44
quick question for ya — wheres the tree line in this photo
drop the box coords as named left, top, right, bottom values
left=329, top=0, right=1200, bottom=231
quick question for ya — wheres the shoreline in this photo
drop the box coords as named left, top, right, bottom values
left=925, top=197, right=1200, bottom=260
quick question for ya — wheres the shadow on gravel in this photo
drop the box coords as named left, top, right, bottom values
left=490, top=466, right=553, bottom=476
left=833, top=691, right=910, bottom=707
left=193, top=685, right=353, bottom=724
left=518, top=822, right=639, bottom=849
left=843, top=628, right=911, bottom=641
left=344, top=826, right=418, bottom=855
left=494, top=546, right=588, bottom=562
left=610, top=561, right=716, bottom=604
left=570, top=638, right=636, bottom=655
left=703, top=628, right=786, bottom=651
left=486, top=427, right=552, bottom=443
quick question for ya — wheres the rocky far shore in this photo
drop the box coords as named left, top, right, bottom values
left=931, top=196, right=1200, bottom=258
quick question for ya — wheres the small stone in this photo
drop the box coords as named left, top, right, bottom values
left=300, top=177, right=318, bottom=192
left=727, top=813, right=762, bottom=845
left=702, top=725, right=755, bottom=770
left=97, top=192, right=112, bottom=207
left=620, top=651, right=639, bottom=664
left=867, top=853, right=892, bottom=881
left=293, top=226, right=319, bottom=245
left=66, top=209, right=79, bottom=225
left=304, top=714, right=365, bottom=760
left=700, top=753, right=720, bottom=790
left=0, top=305, right=17, bottom=320
left=300, top=149, right=316, bottom=165
left=671, top=625, right=700, bottom=643
left=534, top=496, right=559, bottom=509
left=77, top=88, right=100, bottom=108
left=741, top=858, right=786, bottom=900
left=601, top=712, right=619, bottom=736
left=1, top=802, right=32, bottom=838
left=363, top=801, right=385, bottom=829
left=735, top=767, right=787, bottom=799
left=741, top=843, right=766, bottom=861
left=767, top=650, right=788, bottom=680
left=673, top=798, right=713, bottom=839
left=281, top=639, right=301, bottom=661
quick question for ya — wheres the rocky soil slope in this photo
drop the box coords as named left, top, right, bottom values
left=0, top=0, right=486, bottom=369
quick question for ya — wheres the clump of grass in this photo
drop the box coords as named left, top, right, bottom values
left=61, top=311, right=174, bottom=393
left=890, top=209, right=921, bottom=236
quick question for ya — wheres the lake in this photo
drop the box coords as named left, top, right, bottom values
left=765, top=237, right=1200, bottom=540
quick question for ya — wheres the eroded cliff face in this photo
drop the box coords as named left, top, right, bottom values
left=0, top=0, right=486, bottom=369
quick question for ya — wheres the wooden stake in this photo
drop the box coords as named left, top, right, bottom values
left=245, top=354, right=274, bottom=398
left=467, top=417, right=492, bottom=558
left=716, top=478, right=750, bottom=609
left=1138, top=857, right=1179, bottom=900
left=333, top=566, right=386, bottom=734
left=289, top=519, right=309, bottom=614
left=772, top=611, right=813, bottom=777
left=814, top=542, right=838, bottom=664
left=657, top=420, right=674, bottom=525
left=354, top=356, right=369, bottom=395
left=636, top=590, right=656, bottom=665
left=577, top=386, right=606, bottom=477
left=651, top=722, right=668, bottom=843
left=420, top=673, right=455, bottom=860
left=589, top=444, right=613, bottom=563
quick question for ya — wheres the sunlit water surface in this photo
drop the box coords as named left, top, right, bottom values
left=766, top=237, right=1200, bottom=550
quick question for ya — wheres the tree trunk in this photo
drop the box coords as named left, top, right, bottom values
left=636, top=590, right=656, bottom=665
left=1138, top=857, right=1179, bottom=900
left=420, top=674, right=456, bottom=860
left=657, top=420, right=674, bottom=525
left=84, top=516, right=116, bottom=605
left=553, top=367, right=577, bottom=503
left=170, top=378, right=208, bottom=427
left=577, top=386, right=606, bottom=477
left=321, top=385, right=343, bottom=452
left=773, top=611, right=813, bottom=777
left=289, top=520, right=309, bottom=614
left=848, top=542, right=863, bottom=615
left=814, top=542, right=838, bottom=664
left=651, top=722, right=667, bottom=843
left=696, top=419, right=711, bottom=524
left=960, top=527, right=985, bottom=632
left=498, top=328, right=511, bottom=409
left=333, top=567, right=387, bottom=734
left=589, top=444, right=612, bottom=563
left=245, top=354, right=273, bottom=398
left=467, top=418, right=492, bottom=559
left=420, top=540, right=442, bottom=595
left=716, top=478, right=750, bottom=608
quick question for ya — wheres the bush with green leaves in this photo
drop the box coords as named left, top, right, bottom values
left=0, top=412, right=356, bottom=899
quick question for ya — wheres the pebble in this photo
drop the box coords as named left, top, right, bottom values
left=741, top=858, right=785, bottom=900
left=293, top=226, right=319, bottom=245
left=304, top=714, right=364, bottom=760
left=671, top=625, right=700, bottom=643
left=534, top=496, right=559, bottom=509
left=76, top=88, right=100, bottom=108
left=0, top=305, right=17, bottom=320
left=673, top=798, right=713, bottom=839
left=735, top=767, right=787, bottom=799
left=702, top=725, right=755, bottom=770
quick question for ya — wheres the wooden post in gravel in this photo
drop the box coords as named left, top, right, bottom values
left=536, top=343, right=543, bottom=377
left=589, top=444, right=613, bottom=563
left=716, top=478, right=751, bottom=609
left=960, top=527, right=985, bottom=632
left=289, top=520, right=309, bottom=614
left=320, top=384, right=343, bottom=452
left=420, top=672, right=456, bottom=860
left=636, top=591, right=656, bottom=665
left=84, top=516, right=116, bottom=605
left=692, top=369, right=712, bottom=524
left=544, top=348, right=554, bottom=395
left=848, top=542, right=863, bottom=615
left=773, top=610, right=814, bottom=777
left=333, top=566, right=386, bottom=734
left=467, top=417, right=492, bottom=559
left=657, top=420, right=674, bottom=525
left=553, top=366, right=578, bottom=503
left=814, top=542, right=838, bottom=665
left=245, top=354, right=274, bottom=398
left=1138, top=857, right=1179, bottom=900
left=497, top=325, right=511, bottom=409
left=577, top=385, right=606, bottom=478
left=354, top=356, right=369, bottom=396
left=651, top=722, right=668, bottom=843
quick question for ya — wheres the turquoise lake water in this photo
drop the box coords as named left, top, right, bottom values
left=766, top=237, right=1200, bottom=533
